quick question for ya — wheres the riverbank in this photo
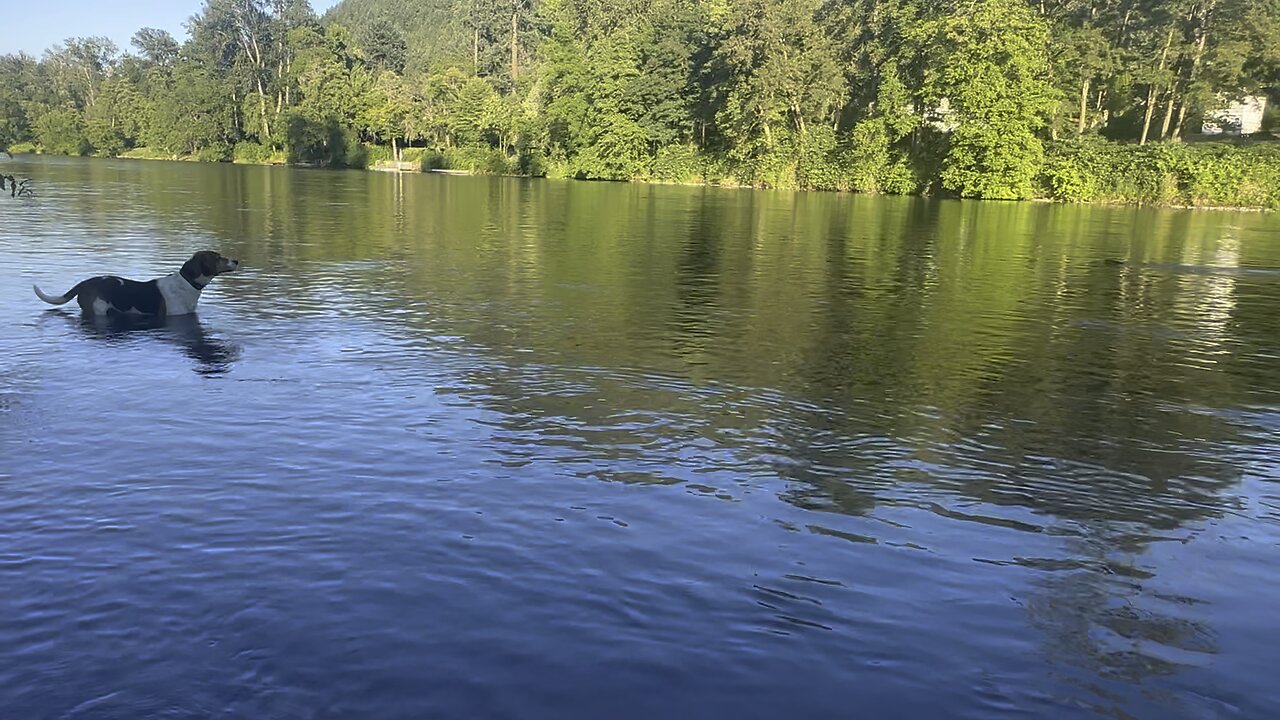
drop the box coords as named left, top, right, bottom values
left=9, top=138, right=1278, bottom=212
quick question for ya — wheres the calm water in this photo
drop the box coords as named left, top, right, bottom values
left=2, top=156, right=1279, bottom=719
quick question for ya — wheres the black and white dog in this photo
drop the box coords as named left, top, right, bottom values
left=34, top=250, right=240, bottom=316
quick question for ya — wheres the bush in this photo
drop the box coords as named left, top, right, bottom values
left=1039, top=138, right=1280, bottom=209
left=119, top=146, right=175, bottom=160
left=879, top=159, right=921, bottom=195
left=86, top=118, right=127, bottom=157
left=399, top=147, right=429, bottom=165
left=363, top=143, right=393, bottom=166
left=516, top=147, right=547, bottom=177
left=796, top=126, right=845, bottom=191
left=1260, top=102, right=1280, bottom=136
left=34, top=108, right=90, bottom=156
left=942, top=122, right=1045, bottom=200
left=284, top=112, right=364, bottom=168
left=649, top=144, right=702, bottom=183
left=445, top=145, right=512, bottom=175
left=342, top=137, right=369, bottom=169
left=727, top=132, right=800, bottom=189
left=7, top=142, right=37, bottom=155
left=195, top=143, right=233, bottom=163
left=572, top=113, right=649, bottom=180
left=233, top=142, right=276, bottom=164
left=842, top=120, right=890, bottom=193
left=419, top=150, right=447, bottom=171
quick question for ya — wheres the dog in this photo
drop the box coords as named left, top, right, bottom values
left=33, top=250, right=239, bottom=316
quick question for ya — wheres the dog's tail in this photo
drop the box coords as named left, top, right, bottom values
left=33, top=281, right=83, bottom=306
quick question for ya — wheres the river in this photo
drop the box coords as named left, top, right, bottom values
left=2, top=156, right=1278, bottom=719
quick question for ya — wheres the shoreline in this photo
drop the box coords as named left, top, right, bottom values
left=9, top=151, right=1275, bottom=213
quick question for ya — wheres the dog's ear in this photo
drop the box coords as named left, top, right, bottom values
left=182, top=251, right=219, bottom=280
left=201, top=252, right=221, bottom=276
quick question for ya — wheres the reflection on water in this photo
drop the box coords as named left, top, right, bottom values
left=1, top=156, right=1278, bottom=719
left=64, top=312, right=242, bottom=376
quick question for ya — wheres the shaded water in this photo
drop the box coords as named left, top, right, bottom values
left=2, top=156, right=1278, bottom=719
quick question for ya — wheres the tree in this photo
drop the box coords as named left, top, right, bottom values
left=359, top=70, right=414, bottom=158
left=85, top=76, right=145, bottom=155
left=290, top=23, right=366, bottom=125
left=131, top=28, right=181, bottom=67
left=625, top=7, right=700, bottom=150
left=358, top=18, right=408, bottom=72
left=42, top=37, right=119, bottom=109
left=148, top=61, right=236, bottom=157
left=33, top=108, right=90, bottom=155
left=924, top=0, right=1058, bottom=199
left=713, top=0, right=845, bottom=156
left=0, top=54, right=41, bottom=149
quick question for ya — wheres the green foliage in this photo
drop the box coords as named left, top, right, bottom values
left=146, top=62, right=236, bottom=156
left=195, top=143, right=234, bottom=163
left=925, top=0, right=1058, bottom=200
left=573, top=112, right=649, bottom=180
left=119, top=146, right=177, bottom=160
left=441, top=145, right=513, bottom=174
left=1, top=0, right=1279, bottom=207
left=363, top=143, right=393, bottom=164
left=284, top=111, right=366, bottom=167
left=796, top=126, right=845, bottom=191
left=357, top=19, right=408, bottom=72
left=0, top=55, right=39, bottom=150
left=878, top=159, right=920, bottom=195
left=649, top=144, right=702, bottom=183
left=234, top=141, right=282, bottom=164
left=713, top=0, right=845, bottom=159
left=34, top=108, right=91, bottom=156
left=1040, top=138, right=1280, bottom=209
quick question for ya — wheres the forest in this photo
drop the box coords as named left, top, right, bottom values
left=2, top=0, right=1279, bottom=206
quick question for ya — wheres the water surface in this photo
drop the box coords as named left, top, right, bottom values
left=2, top=157, right=1279, bottom=719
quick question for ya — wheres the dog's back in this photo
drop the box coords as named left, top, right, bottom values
left=35, top=276, right=165, bottom=315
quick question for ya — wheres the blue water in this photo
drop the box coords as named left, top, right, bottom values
left=2, top=156, right=1279, bottom=719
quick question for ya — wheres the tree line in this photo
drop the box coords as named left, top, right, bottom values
left=2, top=0, right=1278, bottom=203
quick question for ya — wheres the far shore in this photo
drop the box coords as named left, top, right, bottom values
left=6, top=150, right=1275, bottom=213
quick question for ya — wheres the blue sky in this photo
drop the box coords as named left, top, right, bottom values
left=2, top=0, right=340, bottom=57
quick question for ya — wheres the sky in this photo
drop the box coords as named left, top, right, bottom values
left=1, top=0, right=341, bottom=57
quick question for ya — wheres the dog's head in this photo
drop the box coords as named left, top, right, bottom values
left=181, top=250, right=240, bottom=286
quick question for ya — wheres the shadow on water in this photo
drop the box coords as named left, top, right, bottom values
left=64, top=312, right=241, bottom=376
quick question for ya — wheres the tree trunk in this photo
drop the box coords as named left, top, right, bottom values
left=1160, top=89, right=1177, bottom=139
left=1172, top=100, right=1190, bottom=142
left=1172, top=9, right=1212, bottom=143
left=510, top=8, right=519, bottom=82
left=1140, top=29, right=1174, bottom=145
left=256, top=76, right=271, bottom=141
left=1078, top=77, right=1090, bottom=134
left=1140, top=85, right=1158, bottom=144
